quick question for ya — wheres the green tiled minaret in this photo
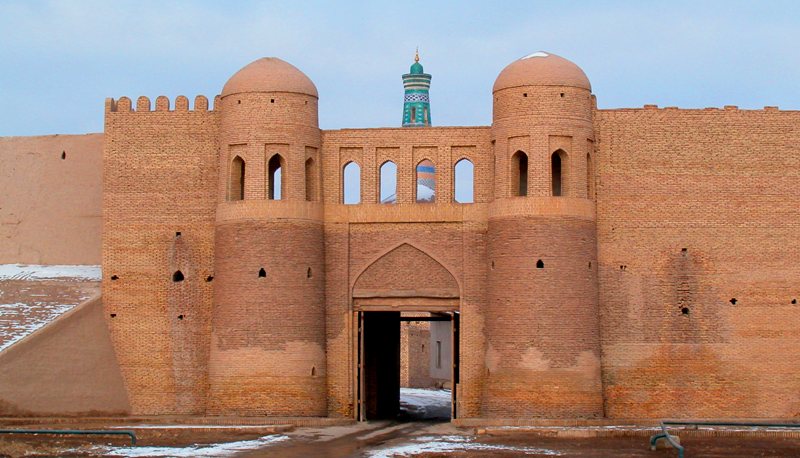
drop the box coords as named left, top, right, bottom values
left=402, top=49, right=432, bottom=127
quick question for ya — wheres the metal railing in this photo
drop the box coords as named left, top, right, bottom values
left=0, top=429, right=137, bottom=445
left=650, top=421, right=800, bottom=458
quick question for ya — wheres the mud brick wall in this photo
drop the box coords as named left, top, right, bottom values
left=595, top=106, right=800, bottom=418
left=103, top=95, right=218, bottom=415
left=0, top=133, right=102, bottom=264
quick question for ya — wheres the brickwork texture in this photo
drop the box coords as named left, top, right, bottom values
left=1, top=53, right=798, bottom=421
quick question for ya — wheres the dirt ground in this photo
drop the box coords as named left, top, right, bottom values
left=1, top=421, right=800, bottom=457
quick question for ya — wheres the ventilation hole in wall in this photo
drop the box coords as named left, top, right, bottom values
left=523, top=93, right=528, bottom=97
left=206, top=275, right=214, bottom=282
left=491, top=260, right=495, bottom=270
left=792, top=299, right=797, bottom=305
left=588, top=261, right=592, bottom=269
left=178, top=314, right=184, bottom=320
left=681, top=307, right=690, bottom=316
left=422, top=344, right=425, bottom=351
left=110, top=313, right=117, bottom=318
left=304, top=100, right=308, bottom=105
left=258, top=267, right=266, bottom=278
left=270, top=99, right=275, bottom=103
left=111, top=275, right=119, bottom=281
left=729, top=298, right=737, bottom=305
left=61, top=151, right=66, bottom=160
left=311, top=366, right=316, bottom=376
left=536, top=259, right=544, bottom=269
left=620, top=265, right=627, bottom=271
left=307, top=267, right=312, bottom=279
left=560, top=92, right=565, bottom=98
left=237, top=100, right=241, bottom=104
left=175, top=231, right=181, bottom=237
left=172, top=270, right=184, bottom=282
left=681, top=247, right=687, bottom=252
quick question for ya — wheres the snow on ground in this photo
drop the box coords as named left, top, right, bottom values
left=366, top=434, right=563, bottom=457
left=89, top=434, right=289, bottom=457
left=0, top=264, right=101, bottom=281
left=399, top=388, right=451, bottom=420
left=0, top=267, right=98, bottom=351
left=0, top=301, right=76, bottom=351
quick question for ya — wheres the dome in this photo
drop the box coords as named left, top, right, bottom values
left=221, top=57, right=318, bottom=98
left=493, top=51, right=591, bottom=92
left=410, top=61, right=424, bottom=74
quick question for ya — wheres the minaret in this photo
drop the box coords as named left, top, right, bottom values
left=402, top=49, right=432, bottom=127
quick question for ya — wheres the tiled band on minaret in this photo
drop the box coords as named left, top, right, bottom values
left=402, top=49, right=432, bottom=127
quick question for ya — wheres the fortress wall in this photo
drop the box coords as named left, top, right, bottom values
left=0, top=134, right=102, bottom=265
left=321, top=127, right=493, bottom=205
left=103, top=97, right=219, bottom=414
left=595, top=107, right=800, bottom=418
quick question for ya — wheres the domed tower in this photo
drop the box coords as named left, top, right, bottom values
left=208, top=58, right=326, bottom=416
left=484, top=52, right=602, bottom=418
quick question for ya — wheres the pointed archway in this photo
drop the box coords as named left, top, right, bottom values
left=352, top=243, right=460, bottom=421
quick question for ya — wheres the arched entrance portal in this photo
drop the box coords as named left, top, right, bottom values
left=352, top=243, right=460, bottom=421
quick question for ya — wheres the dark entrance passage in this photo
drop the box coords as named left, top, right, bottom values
left=362, top=311, right=400, bottom=420
left=357, top=311, right=458, bottom=421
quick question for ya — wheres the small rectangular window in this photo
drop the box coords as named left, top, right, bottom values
left=436, top=340, right=442, bottom=369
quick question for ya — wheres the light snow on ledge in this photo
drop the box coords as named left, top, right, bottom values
left=0, top=264, right=101, bottom=281
left=91, top=434, right=289, bottom=457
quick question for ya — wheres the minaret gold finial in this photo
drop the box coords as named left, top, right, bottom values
left=415, top=47, right=420, bottom=63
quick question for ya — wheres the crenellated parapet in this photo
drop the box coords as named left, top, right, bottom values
left=105, top=95, right=220, bottom=113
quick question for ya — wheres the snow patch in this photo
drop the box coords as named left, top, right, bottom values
left=400, top=388, right=451, bottom=420
left=0, top=301, right=77, bottom=351
left=0, top=264, right=101, bottom=281
left=400, top=388, right=450, bottom=408
left=522, top=51, right=549, bottom=59
left=91, top=434, right=289, bottom=457
left=366, top=434, right=563, bottom=457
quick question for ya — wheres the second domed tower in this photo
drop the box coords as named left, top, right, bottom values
left=485, top=52, right=602, bottom=418
left=208, top=58, right=326, bottom=416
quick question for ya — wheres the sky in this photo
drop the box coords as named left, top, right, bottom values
left=1, top=0, right=799, bottom=136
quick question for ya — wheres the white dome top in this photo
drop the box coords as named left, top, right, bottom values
left=493, top=51, right=591, bottom=92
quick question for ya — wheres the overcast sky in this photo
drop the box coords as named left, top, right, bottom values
left=1, top=0, right=799, bottom=136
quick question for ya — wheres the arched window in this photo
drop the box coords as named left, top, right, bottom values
left=230, top=155, right=245, bottom=201
left=416, top=159, right=436, bottom=203
left=454, top=158, right=474, bottom=203
left=552, top=150, right=565, bottom=197
left=343, top=161, right=361, bottom=204
left=305, top=157, right=317, bottom=201
left=411, top=107, right=417, bottom=123
left=267, top=154, right=285, bottom=200
left=379, top=161, right=397, bottom=203
left=586, top=153, right=593, bottom=199
left=511, top=151, right=528, bottom=197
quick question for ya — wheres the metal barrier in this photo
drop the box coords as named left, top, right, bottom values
left=0, top=429, right=137, bottom=445
left=650, top=421, right=800, bottom=458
